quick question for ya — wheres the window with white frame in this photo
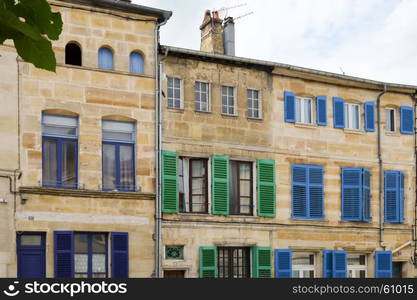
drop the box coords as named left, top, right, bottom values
left=167, top=77, right=182, bottom=109
left=292, top=252, right=315, bottom=278
left=221, top=86, right=236, bottom=115
left=344, top=103, right=360, bottom=130
left=386, top=108, right=396, bottom=132
left=295, top=97, right=312, bottom=124
left=347, top=254, right=367, bottom=278
left=247, top=89, right=260, bottom=119
left=195, top=81, right=210, bottom=112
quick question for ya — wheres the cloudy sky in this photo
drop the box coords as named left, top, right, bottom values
left=134, top=0, right=417, bottom=85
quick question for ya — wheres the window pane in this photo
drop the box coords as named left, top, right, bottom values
left=119, top=145, right=134, bottom=190
left=239, top=181, right=250, bottom=197
left=74, top=233, right=88, bottom=252
left=92, top=234, right=106, bottom=252
left=43, top=139, right=57, bottom=186
left=344, top=104, right=349, bottom=128
left=20, top=235, right=42, bottom=246
left=296, top=98, right=302, bottom=122
left=167, top=78, right=173, bottom=88
left=74, top=254, right=88, bottom=273
left=92, top=254, right=106, bottom=273
left=103, top=121, right=134, bottom=133
left=43, top=125, right=77, bottom=137
left=174, top=88, right=181, bottom=99
left=191, top=178, right=204, bottom=194
left=239, top=163, right=251, bottom=179
left=43, top=115, right=77, bottom=127
left=103, top=144, right=116, bottom=190
left=62, top=141, right=77, bottom=187
left=353, top=105, right=359, bottom=129
left=305, top=100, right=312, bottom=123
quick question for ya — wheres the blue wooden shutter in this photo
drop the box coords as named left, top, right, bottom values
left=130, top=52, right=144, bottom=74
left=400, top=106, right=414, bottom=134
left=292, top=165, right=307, bottom=218
left=257, top=160, right=276, bottom=217
left=98, top=47, right=114, bottom=70
left=284, top=91, right=296, bottom=123
left=384, top=171, right=399, bottom=223
left=111, top=232, right=129, bottom=278
left=309, top=166, right=324, bottom=219
left=323, top=250, right=333, bottom=278
left=162, top=150, right=178, bottom=213
left=333, top=250, right=347, bottom=278
left=333, top=97, right=345, bottom=128
left=212, top=155, right=229, bottom=215
left=274, top=249, right=292, bottom=278
left=316, top=96, right=327, bottom=126
left=252, top=247, right=272, bottom=278
left=364, top=102, right=375, bottom=132
left=199, top=247, right=217, bottom=278
left=342, top=168, right=362, bottom=221
left=362, top=169, right=372, bottom=222
left=375, top=251, right=392, bottom=278
left=399, top=172, right=404, bottom=223
left=54, top=231, right=74, bottom=278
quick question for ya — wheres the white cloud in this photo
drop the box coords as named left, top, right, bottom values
left=135, top=0, right=417, bottom=85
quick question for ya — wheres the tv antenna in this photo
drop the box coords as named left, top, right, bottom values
left=216, top=3, right=248, bottom=19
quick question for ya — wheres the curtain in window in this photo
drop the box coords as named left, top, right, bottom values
left=103, top=144, right=116, bottom=190
left=43, top=139, right=57, bottom=186
left=191, top=160, right=205, bottom=212
left=239, top=163, right=251, bottom=214
left=119, top=145, right=134, bottom=190
left=129, top=52, right=144, bottom=74
left=62, top=141, right=76, bottom=187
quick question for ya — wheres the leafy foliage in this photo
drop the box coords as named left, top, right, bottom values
left=0, top=0, right=63, bottom=72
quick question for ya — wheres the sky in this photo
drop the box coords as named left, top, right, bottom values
left=134, top=0, right=417, bottom=85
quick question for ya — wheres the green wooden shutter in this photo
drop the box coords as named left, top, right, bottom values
left=162, top=150, right=178, bottom=213
left=257, top=160, right=276, bottom=217
left=212, top=155, right=229, bottom=215
left=252, top=246, right=272, bottom=278
left=199, top=247, right=217, bottom=278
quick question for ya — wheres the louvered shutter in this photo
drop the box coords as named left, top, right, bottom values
left=257, top=160, right=276, bottom=217
left=341, top=168, right=362, bottom=221
left=316, top=96, right=327, bottom=126
left=284, top=91, right=296, bottom=123
left=252, top=247, right=272, bottom=278
left=364, top=102, right=375, bottom=132
left=362, top=169, right=371, bottom=221
left=400, top=106, right=414, bottom=134
left=162, top=151, right=178, bottom=213
left=385, top=171, right=399, bottom=223
left=54, top=231, right=74, bottom=278
left=309, top=166, right=324, bottom=219
left=333, top=97, right=345, bottom=128
left=332, top=250, right=347, bottom=278
left=323, top=250, right=333, bottom=278
left=292, top=165, right=307, bottom=218
left=212, top=155, right=229, bottom=215
left=375, top=251, right=392, bottom=278
left=274, top=249, right=292, bottom=278
left=199, top=247, right=217, bottom=278
left=399, top=172, right=405, bottom=223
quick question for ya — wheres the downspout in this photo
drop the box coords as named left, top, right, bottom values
left=377, top=84, right=387, bottom=248
left=154, top=19, right=169, bottom=278
left=412, top=92, right=417, bottom=265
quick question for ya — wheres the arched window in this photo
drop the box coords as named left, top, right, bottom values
left=129, top=51, right=144, bottom=74
left=65, top=42, right=82, bottom=66
left=98, top=47, right=114, bottom=70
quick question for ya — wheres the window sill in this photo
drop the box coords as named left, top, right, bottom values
left=385, top=131, right=401, bottom=137
left=294, top=123, right=317, bottom=129
left=343, top=129, right=364, bottom=135
left=194, top=110, right=212, bottom=115
left=290, top=218, right=329, bottom=223
left=221, top=113, right=239, bottom=118
left=167, top=107, right=185, bottom=113
left=247, top=117, right=263, bottom=122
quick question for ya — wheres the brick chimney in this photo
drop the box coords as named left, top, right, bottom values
left=200, top=10, right=224, bottom=55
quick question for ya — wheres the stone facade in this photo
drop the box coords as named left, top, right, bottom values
left=160, top=49, right=417, bottom=278
left=0, top=0, right=170, bottom=278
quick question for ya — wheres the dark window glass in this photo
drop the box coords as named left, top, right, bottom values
left=218, top=247, right=250, bottom=278
left=65, top=43, right=82, bottom=66
left=392, top=262, right=402, bottom=278
left=230, top=161, right=253, bottom=215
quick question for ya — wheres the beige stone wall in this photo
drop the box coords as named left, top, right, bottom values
left=161, top=56, right=416, bottom=277
left=0, top=2, right=159, bottom=278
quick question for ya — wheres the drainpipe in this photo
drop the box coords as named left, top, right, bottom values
left=154, top=19, right=169, bottom=279
left=377, top=84, right=387, bottom=248
left=411, top=92, right=417, bottom=265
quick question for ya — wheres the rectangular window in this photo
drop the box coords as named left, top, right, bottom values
left=74, top=233, right=108, bottom=278
left=222, top=86, right=236, bottom=115
left=178, top=157, right=208, bottom=213
left=42, top=114, right=78, bottom=188
left=229, top=161, right=253, bottom=215
left=167, top=77, right=182, bottom=109
left=348, top=254, right=367, bottom=278
left=102, top=120, right=135, bottom=192
left=344, top=103, right=360, bottom=130
left=386, top=108, right=396, bottom=132
left=295, top=97, right=312, bottom=124
left=292, top=253, right=315, bottom=278
left=247, top=89, right=260, bottom=119
left=195, top=81, right=210, bottom=112
left=392, top=262, right=402, bottom=278
left=218, top=247, right=250, bottom=278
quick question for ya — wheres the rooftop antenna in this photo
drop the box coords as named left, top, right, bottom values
left=340, top=66, right=345, bottom=75
left=215, top=3, right=248, bottom=19
left=234, top=11, right=254, bottom=21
